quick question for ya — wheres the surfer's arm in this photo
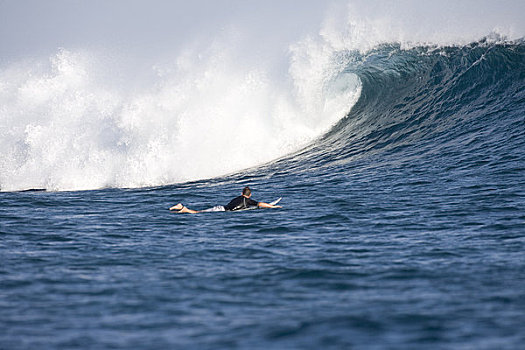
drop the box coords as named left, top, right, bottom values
left=257, top=202, right=281, bottom=209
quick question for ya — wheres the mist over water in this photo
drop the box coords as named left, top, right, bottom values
left=1, top=0, right=524, bottom=191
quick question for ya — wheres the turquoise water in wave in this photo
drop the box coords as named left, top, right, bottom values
left=2, top=41, right=525, bottom=349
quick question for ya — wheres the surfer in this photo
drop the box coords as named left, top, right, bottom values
left=169, top=186, right=281, bottom=213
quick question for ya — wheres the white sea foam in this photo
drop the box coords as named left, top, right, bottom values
left=1, top=0, right=523, bottom=191
left=0, top=38, right=360, bottom=191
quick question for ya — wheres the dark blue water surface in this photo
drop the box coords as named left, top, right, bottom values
left=2, top=41, right=525, bottom=349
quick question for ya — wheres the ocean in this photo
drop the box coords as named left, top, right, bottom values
left=1, top=1, right=525, bottom=349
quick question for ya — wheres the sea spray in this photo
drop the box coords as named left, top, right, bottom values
left=0, top=38, right=361, bottom=191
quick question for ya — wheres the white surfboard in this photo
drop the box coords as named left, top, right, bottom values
left=269, top=197, right=282, bottom=206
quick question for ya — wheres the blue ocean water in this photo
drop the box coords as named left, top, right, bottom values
left=2, top=39, right=524, bottom=349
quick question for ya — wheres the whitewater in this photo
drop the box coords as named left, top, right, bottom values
left=1, top=1, right=357, bottom=191
left=1, top=1, right=525, bottom=349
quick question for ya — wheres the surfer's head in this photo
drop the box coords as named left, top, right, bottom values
left=242, top=186, right=251, bottom=197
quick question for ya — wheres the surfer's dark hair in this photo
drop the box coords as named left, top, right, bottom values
left=242, top=187, right=251, bottom=196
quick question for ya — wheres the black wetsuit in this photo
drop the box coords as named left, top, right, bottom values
left=224, top=195, right=259, bottom=211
